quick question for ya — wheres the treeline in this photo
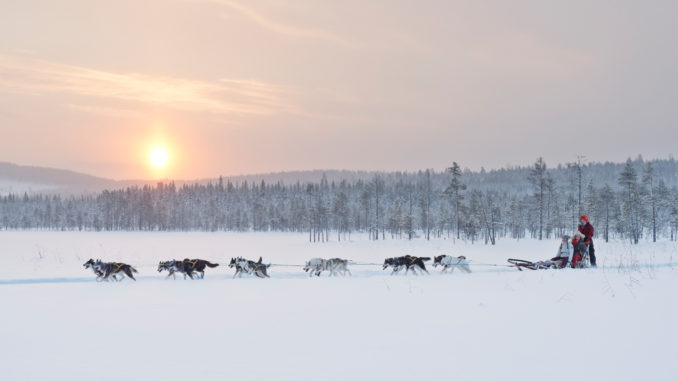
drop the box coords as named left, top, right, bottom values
left=1, top=156, right=678, bottom=244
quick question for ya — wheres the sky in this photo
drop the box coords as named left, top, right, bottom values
left=1, top=0, right=677, bottom=180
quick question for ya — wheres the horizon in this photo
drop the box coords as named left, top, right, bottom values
left=2, top=153, right=674, bottom=184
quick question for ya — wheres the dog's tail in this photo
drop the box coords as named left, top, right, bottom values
left=420, top=257, right=431, bottom=262
left=205, top=261, right=219, bottom=268
left=124, top=266, right=137, bottom=280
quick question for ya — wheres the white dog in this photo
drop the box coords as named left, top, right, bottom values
left=432, top=255, right=471, bottom=273
left=303, top=258, right=352, bottom=277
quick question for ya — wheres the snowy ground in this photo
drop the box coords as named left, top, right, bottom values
left=1, top=231, right=677, bottom=380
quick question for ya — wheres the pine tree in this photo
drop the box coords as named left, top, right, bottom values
left=599, top=183, right=615, bottom=242
left=642, top=163, right=658, bottom=242
left=444, top=162, right=466, bottom=239
left=618, top=159, right=639, bottom=244
left=528, top=158, right=547, bottom=240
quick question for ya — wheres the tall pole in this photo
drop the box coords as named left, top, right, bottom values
left=577, top=155, right=586, bottom=217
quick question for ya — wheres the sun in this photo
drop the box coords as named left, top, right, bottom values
left=149, top=146, right=169, bottom=168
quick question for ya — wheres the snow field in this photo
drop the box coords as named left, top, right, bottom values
left=1, top=232, right=677, bottom=380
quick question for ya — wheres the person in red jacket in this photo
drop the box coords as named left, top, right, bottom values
left=578, top=215, right=596, bottom=267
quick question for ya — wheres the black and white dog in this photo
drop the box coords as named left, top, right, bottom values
left=432, top=255, right=472, bottom=273
left=228, top=257, right=270, bottom=278
left=83, top=258, right=106, bottom=280
left=382, top=255, right=430, bottom=275
left=158, top=260, right=189, bottom=279
left=157, top=259, right=219, bottom=280
left=303, top=258, right=352, bottom=277
left=158, top=259, right=219, bottom=280
left=84, top=259, right=137, bottom=281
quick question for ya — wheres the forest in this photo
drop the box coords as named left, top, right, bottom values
left=1, top=156, right=677, bottom=244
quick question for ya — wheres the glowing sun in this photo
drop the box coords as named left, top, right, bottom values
left=149, top=146, right=169, bottom=168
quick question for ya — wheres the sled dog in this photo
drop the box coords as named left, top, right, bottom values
left=158, top=259, right=219, bottom=279
left=84, top=258, right=137, bottom=281
left=303, top=258, right=352, bottom=277
left=432, top=255, right=472, bottom=273
left=382, top=255, right=430, bottom=275
left=229, top=257, right=270, bottom=278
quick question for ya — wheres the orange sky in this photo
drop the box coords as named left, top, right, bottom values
left=1, top=0, right=677, bottom=180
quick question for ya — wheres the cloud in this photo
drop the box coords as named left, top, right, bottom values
left=65, top=104, right=146, bottom=119
left=205, top=0, right=354, bottom=47
left=0, top=55, right=297, bottom=116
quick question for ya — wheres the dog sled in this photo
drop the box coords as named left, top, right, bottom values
left=507, top=259, right=561, bottom=271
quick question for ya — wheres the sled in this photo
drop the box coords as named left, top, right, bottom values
left=507, top=258, right=562, bottom=271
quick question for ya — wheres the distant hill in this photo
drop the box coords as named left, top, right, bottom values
left=0, top=162, right=149, bottom=195
left=0, top=162, right=380, bottom=196
left=2, top=156, right=678, bottom=197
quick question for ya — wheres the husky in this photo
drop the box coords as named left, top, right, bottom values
left=83, top=258, right=106, bottom=281
left=158, top=259, right=219, bottom=280
left=228, top=257, right=248, bottom=278
left=229, top=257, right=270, bottom=278
left=382, top=255, right=430, bottom=275
left=182, top=258, right=219, bottom=279
left=433, top=255, right=472, bottom=273
left=325, top=258, right=351, bottom=276
left=303, top=258, right=352, bottom=277
left=84, top=258, right=137, bottom=281
left=303, top=258, right=325, bottom=277
left=158, top=260, right=188, bottom=279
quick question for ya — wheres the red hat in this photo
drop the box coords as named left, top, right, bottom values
left=580, top=215, right=589, bottom=223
